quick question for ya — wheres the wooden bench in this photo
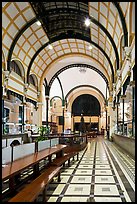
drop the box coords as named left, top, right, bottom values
left=51, top=151, right=79, bottom=167
left=8, top=166, right=62, bottom=202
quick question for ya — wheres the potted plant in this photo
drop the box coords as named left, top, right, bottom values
left=35, top=126, right=50, bottom=142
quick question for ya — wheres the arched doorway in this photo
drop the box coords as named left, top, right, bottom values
left=71, top=94, right=101, bottom=132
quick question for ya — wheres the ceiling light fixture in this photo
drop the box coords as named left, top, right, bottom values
left=89, top=45, right=93, bottom=50
left=36, top=21, right=41, bottom=26
left=85, top=18, right=90, bottom=27
left=78, top=67, right=87, bottom=74
left=48, top=44, right=53, bottom=50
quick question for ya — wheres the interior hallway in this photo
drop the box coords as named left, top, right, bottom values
left=45, top=136, right=135, bottom=202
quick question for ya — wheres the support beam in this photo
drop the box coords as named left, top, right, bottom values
left=112, top=2, right=128, bottom=47
left=49, top=64, right=110, bottom=90
left=45, top=96, right=49, bottom=128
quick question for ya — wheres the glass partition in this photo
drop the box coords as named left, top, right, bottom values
left=3, top=95, right=23, bottom=134
left=24, top=102, right=38, bottom=133
left=115, top=83, right=135, bottom=138
left=3, top=94, right=38, bottom=135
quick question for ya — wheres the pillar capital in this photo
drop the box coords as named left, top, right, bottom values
left=37, top=91, right=41, bottom=98
left=112, top=83, right=116, bottom=91
left=117, top=69, right=122, bottom=82
left=24, top=83, right=29, bottom=93
left=124, top=46, right=132, bottom=61
left=108, top=95, right=113, bottom=102
left=3, top=70, right=10, bottom=80
left=45, top=95, right=49, bottom=100
left=37, top=101, right=43, bottom=106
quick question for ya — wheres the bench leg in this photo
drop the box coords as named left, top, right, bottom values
left=68, top=159, right=70, bottom=167
left=58, top=172, right=61, bottom=182
left=48, top=155, right=52, bottom=163
left=63, top=162, right=65, bottom=167
left=33, top=164, right=40, bottom=178
left=9, top=177, right=15, bottom=193
left=43, top=186, right=47, bottom=202
left=73, top=156, right=75, bottom=161
left=77, top=154, right=79, bottom=161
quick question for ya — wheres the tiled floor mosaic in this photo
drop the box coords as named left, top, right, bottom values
left=46, top=136, right=135, bottom=202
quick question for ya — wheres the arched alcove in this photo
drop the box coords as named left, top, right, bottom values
left=29, top=74, right=38, bottom=90
left=11, top=60, right=25, bottom=82
left=72, top=94, right=101, bottom=116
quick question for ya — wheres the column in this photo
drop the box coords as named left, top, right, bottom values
left=62, top=106, right=65, bottom=133
left=122, top=47, right=132, bottom=135
left=98, top=116, right=101, bottom=133
left=120, top=86, right=125, bottom=135
left=106, top=107, right=108, bottom=138
left=132, top=85, right=135, bottom=136
left=23, top=83, right=28, bottom=131
left=37, top=91, right=42, bottom=127
left=105, top=85, right=108, bottom=139
left=2, top=96, right=4, bottom=134
left=122, top=97, right=125, bottom=135
left=130, top=69, right=135, bottom=137
left=71, top=114, right=74, bottom=133
left=22, top=104, right=25, bottom=132
left=116, top=96, right=119, bottom=133
left=108, top=101, right=115, bottom=140
left=37, top=103, right=43, bottom=127
left=45, top=96, right=49, bottom=129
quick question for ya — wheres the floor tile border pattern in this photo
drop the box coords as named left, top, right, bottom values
left=107, top=141, right=135, bottom=183
left=55, top=147, right=88, bottom=202
left=99, top=142, right=126, bottom=202
left=46, top=138, right=135, bottom=202
left=104, top=141, right=135, bottom=192
left=103, top=142, right=135, bottom=202
left=88, top=141, right=97, bottom=202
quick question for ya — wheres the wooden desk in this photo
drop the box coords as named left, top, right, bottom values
left=2, top=144, right=67, bottom=184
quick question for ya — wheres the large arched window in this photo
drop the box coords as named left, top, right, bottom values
left=11, top=60, right=22, bottom=77
left=29, top=75, right=35, bottom=86
left=29, top=74, right=38, bottom=90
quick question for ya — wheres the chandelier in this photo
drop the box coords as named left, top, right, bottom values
left=78, top=67, right=87, bottom=73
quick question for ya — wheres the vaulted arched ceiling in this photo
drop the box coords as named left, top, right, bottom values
left=2, top=2, right=130, bottom=95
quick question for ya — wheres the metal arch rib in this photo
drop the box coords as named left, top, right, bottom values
left=7, top=18, right=37, bottom=72
left=65, top=85, right=106, bottom=102
left=48, top=63, right=109, bottom=89
left=112, top=2, right=128, bottom=46
left=6, top=16, right=115, bottom=79
left=26, top=37, right=114, bottom=84
left=7, top=10, right=118, bottom=76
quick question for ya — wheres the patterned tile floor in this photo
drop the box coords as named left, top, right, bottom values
left=45, top=136, right=135, bottom=202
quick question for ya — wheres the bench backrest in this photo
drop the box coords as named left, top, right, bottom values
left=38, top=140, right=50, bottom=151
left=2, top=146, right=12, bottom=164
left=2, top=139, right=6, bottom=148
left=51, top=138, right=59, bottom=147
left=13, top=143, right=35, bottom=161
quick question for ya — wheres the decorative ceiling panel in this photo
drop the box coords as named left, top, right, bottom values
left=2, top=2, right=130, bottom=85
left=30, top=2, right=90, bottom=41
left=28, top=39, right=112, bottom=81
left=119, top=2, right=129, bottom=15
left=89, top=2, right=123, bottom=65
